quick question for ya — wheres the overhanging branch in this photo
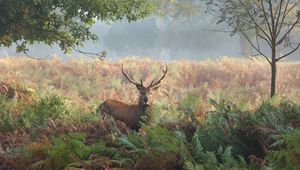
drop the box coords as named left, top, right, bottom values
left=72, top=47, right=106, bottom=61
left=15, top=42, right=49, bottom=60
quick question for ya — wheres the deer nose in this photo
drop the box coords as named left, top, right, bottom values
left=143, top=96, right=148, bottom=103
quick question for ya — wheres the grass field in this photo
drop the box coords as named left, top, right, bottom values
left=0, top=56, right=299, bottom=169
left=1, top=56, right=300, bottom=109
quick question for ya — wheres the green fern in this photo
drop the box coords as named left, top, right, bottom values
left=190, top=127, right=248, bottom=170
left=184, top=161, right=204, bottom=170
left=179, top=94, right=201, bottom=116
left=0, top=95, right=17, bottom=132
left=267, top=128, right=300, bottom=170
left=199, top=99, right=249, bottom=155
left=26, top=132, right=119, bottom=169
left=17, top=95, right=70, bottom=129
left=117, top=126, right=190, bottom=169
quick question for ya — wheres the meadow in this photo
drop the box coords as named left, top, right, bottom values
left=0, top=56, right=299, bottom=169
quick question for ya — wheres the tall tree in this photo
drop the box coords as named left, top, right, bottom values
left=0, top=0, right=153, bottom=58
left=152, top=0, right=201, bottom=60
left=205, top=0, right=300, bottom=97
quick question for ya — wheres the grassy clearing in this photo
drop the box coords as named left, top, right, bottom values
left=0, top=56, right=299, bottom=169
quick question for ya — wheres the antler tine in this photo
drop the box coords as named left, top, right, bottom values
left=149, top=79, right=155, bottom=87
left=140, top=79, right=143, bottom=86
left=149, top=63, right=168, bottom=88
left=121, top=64, right=140, bottom=86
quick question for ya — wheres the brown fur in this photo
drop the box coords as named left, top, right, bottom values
left=98, top=99, right=149, bottom=130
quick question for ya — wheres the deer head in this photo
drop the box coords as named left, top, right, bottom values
left=121, top=63, right=168, bottom=107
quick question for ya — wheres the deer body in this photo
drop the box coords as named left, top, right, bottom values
left=98, top=64, right=167, bottom=130
left=99, top=99, right=149, bottom=130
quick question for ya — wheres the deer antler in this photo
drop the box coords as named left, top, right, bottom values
left=121, top=64, right=142, bottom=86
left=148, top=63, right=168, bottom=88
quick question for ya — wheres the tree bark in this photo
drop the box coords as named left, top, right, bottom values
left=271, top=61, right=276, bottom=97
left=270, top=44, right=276, bottom=97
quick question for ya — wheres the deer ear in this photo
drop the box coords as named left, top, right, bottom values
left=152, top=85, right=160, bottom=91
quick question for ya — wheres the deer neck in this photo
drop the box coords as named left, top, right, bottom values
left=137, top=98, right=148, bottom=113
left=138, top=101, right=148, bottom=111
left=137, top=102, right=151, bottom=127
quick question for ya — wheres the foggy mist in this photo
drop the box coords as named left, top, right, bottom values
left=1, top=12, right=298, bottom=60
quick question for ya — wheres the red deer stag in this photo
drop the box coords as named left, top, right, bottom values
left=97, top=63, right=168, bottom=130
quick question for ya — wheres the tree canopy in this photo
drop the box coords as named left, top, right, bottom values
left=0, top=0, right=153, bottom=56
left=152, top=0, right=201, bottom=19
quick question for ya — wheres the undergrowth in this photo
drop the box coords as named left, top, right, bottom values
left=0, top=94, right=298, bottom=169
left=18, top=95, right=70, bottom=129
left=0, top=58, right=300, bottom=169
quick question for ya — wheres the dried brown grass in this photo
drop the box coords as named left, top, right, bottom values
left=0, top=56, right=299, bottom=112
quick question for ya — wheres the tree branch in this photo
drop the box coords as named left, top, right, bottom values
left=240, top=30, right=272, bottom=65
left=276, top=16, right=300, bottom=45
left=284, top=0, right=300, bottom=17
left=260, top=0, right=274, bottom=38
left=256, top=27, right=272, bottom=47
left=268, top=0, right=275, bottom=33
left=274, top=0, right=284, bottom=33
left=252, top=0, right=264, bottom=11
left=276, top=42, right=300, bottom=61
left=238, top=0, right=272, bottom=42
left=23, top=51, right=49, bottom=60
left=276, top=0, right=291, bottom=37
left=15, top=42, right=48, bottom=60
left=72, top=47, right=106, bottom=61
left=280, top=0, right=300, bottom=26
left=255, top=29, right=261, bottom=50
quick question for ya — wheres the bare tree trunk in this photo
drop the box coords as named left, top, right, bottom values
left=270, top=45, right=276, bottom=97
left=271, top=61, right=276, bottom=97
left=240, top=33, right=253, bottom=56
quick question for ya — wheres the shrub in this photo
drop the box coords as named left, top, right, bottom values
left=150, top=102, right=185, bottom=126
left=25, top=133, right=119, bottom=169
left=18, top=95, right=70, bottom=129
left=198, top=99, right=249, bottom=156
left=254, top=96, right=300, bottom=131
left=198, top=97, right=300, bottom=158
left=190, top=127, right=248, bottom=170
left=0, top=95, right=17, bottom=132
left=118, top=126, right=190, bottom=170
left=267, top=128, right=300, bottom=170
